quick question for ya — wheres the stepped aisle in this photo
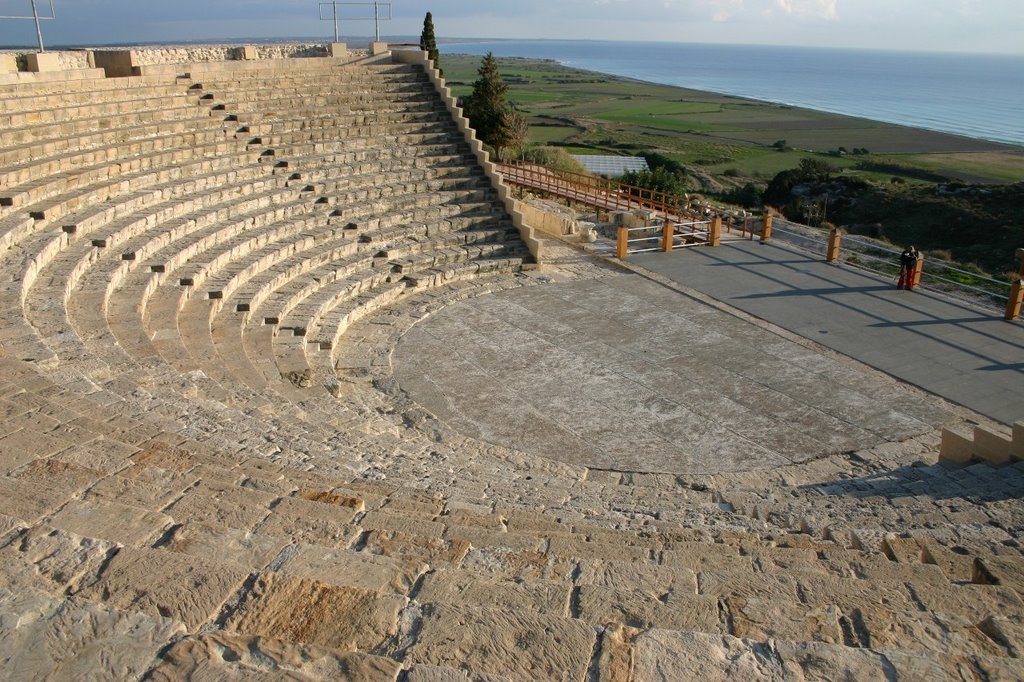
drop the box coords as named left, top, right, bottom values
left=0, top=52, right=1021, bottom=680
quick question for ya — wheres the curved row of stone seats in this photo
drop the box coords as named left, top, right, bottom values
left=8, top=60, right=530, bottom=399
left=20, top=165, right=294, bottom=369
left=0, top=115, right=231, bottom=213
left=121, top=164, right=512, bottom=378
left=22, top=161, right=275, bottom=312
left=0, top=119, right=233, bottom=202
left=0, top=88, right=213, bottom=168
left=1, top=86, right=191, bottom=125
left=10, top=151, right=264, bottom=287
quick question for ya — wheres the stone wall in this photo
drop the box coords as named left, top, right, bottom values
left=0, top=50, right=90, bottom=70
left=0, top=43, right=368, bottom=73
left=515, top=200, right=579, bottom=237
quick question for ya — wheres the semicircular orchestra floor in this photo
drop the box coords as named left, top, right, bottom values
left=392, top=273, right=955, bottom=475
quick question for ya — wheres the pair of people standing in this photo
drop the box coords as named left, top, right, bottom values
left=897, top=245, right=919, bottom=290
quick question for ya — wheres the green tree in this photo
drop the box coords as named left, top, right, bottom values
left=621, top=167, right=687, bottom=197
left=463, top=53, right=527, bottom=159
left=419, top=12, right=442, bottom=79
left=495, top=107, right=529, bottom=160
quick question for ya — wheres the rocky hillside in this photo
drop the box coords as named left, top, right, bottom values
left=764, top=163, right=1024, bottom=276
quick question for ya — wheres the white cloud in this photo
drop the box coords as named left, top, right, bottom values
left=0, top=0, right=1019, bottom=54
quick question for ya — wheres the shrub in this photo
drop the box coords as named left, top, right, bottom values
left=518, top=146, right=588, bottom=174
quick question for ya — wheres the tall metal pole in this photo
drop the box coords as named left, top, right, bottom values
left=374, top=1, right=380, bottom=41
left=32, top=0, right=45, bottom=53
left=333, top=1, right=339, bottom=42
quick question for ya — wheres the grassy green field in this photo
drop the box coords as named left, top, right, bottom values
left=442, top=54, right=1024, bottom=185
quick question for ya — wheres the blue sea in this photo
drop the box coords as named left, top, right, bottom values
left=441, top=40, right=1024, bottom=147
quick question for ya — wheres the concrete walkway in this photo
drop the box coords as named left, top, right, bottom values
left=632, top=240, right=1024, bottom=425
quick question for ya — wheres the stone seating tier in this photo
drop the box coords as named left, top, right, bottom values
left=0, top=78, right=190, bottom=113
left=0, top=88, right=197, bottom=127
left=0, top=118, right=232, bottom=181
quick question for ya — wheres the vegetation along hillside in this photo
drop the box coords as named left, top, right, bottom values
left=443, top=54, right=1024, bottom=278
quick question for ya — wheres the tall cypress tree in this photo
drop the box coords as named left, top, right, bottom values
left=463, top=53, right=527, bottom=159
left=420, top=12, right=443, bottom=79
left=464, top=52, right=507, bottom=150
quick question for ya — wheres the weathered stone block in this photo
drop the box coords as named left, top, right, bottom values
left=577, top=584, right=720, bottom=632
left=163, top=481, right=275, bottom=530
left=162, top=523, right=288, bottom=572
left=1013, top=421, right=1024, bottom=459
left=363, top=529, right=471, bottom=566
left=148, top=632, right=401, bottom=680
left=406, top=603, right=596, bottom=681
left=417, top=570, right=570, bottom=616
left=279, top=543, right=426, bottom=595
left=90, top=50, right=137, bottom=78
left=726, top=597, right=842, bottom=644
left=0, top=525, right=118, bottom=593
left=256, top=495, right=359, bottom=547
left=974, top=425, right=1014, bottom=464
left=49, top=498, right=173, bottom=546
left=0, top=476, right=75, bottom=524
left=939, top=426, right=974, bottom=463
left=632, top=629, right=787, bottom=679
left=224, top=573, right=405, bottom=651
left=0, top=588, right=184, bottom=680
left=81, top=547, right=248, bottom=631
left=26, top=52, right=61, bottom=72
left=851, top=605, right=1006, bottom=657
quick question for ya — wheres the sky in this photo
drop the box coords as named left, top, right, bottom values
left=0, top=0, right=1021, bottom=55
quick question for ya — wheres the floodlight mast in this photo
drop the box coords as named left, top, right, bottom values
left=29, top=0, right=41, bottom=51
left=0, top=0, right=56, bottom=52
left=318, top=2, right=390, bottom=44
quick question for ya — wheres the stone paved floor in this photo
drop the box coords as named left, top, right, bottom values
left=393, top=272, right=958, bottom=475
left=631, top=240, right=1024, bottom=425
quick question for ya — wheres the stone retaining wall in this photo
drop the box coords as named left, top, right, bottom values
left=0, top=43, right=369, bottom=73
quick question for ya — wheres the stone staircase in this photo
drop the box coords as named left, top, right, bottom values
left=0, top=55, right=1021, bottom=681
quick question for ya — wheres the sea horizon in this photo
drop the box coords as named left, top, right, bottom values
left=440, top=39, right=1024, bottom=148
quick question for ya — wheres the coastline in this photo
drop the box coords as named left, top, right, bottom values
left=442, top=40, right=1024, bottom=150
left=440, top=50, right=1024, bottom=182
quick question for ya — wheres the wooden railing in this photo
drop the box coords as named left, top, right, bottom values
left=498, top=161, right=775, bottom=256
left=497, top=161, right=693, bottom=223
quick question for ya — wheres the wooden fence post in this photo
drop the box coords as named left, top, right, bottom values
left=1007, top=280, right=1024, bottom=321
left=1006, top=248, right=1024, bottom=321
left=760, top=213, right=773, bottom=242
left=826, top=227, right=842, bottom=263
left=709, top=217, right=722, bottom=247
left=912, top=254, right=925, bottom=289
left=662, top=222, right=674, bottom=252
left=617, top=226, right=629, bottom=258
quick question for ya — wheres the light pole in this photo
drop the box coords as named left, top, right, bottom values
left=31, top=0, right=44, bottom=52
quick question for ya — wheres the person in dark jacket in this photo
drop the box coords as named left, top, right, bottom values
left=897, top=245, right=918, bottom=290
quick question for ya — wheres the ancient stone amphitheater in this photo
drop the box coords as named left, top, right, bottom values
left=0, top=45, right=1022, bottom=680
